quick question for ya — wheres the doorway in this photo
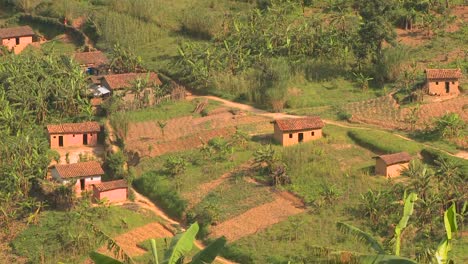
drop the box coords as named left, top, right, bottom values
left=298, top=133, right=304, bottom=143
left=83, top=134, right=88, bottom=145
left=445, top=82, right=450, bottom=93
left=58, top=136, right=63, bottom=147
left=80, top=179, right=85, bottom=191
left=15, top=37, right=19, bottom=45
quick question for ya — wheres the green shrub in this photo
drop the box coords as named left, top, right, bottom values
left=104, top=151, right=126, bottom=180
left=180, top=6, right=217, bottom=40
left=133, top=171, right=187, bottom=219
left=420, top=148, right=468, bottom=176
left=348, top=130, right=421, bottom=155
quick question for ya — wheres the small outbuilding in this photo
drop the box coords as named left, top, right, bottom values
left=47, top=121, right=100, bottom=148
left=272, top=116, right=324, bottom=146
left=425, top=69, right=462, bottom=96
left=374, top=152, right=412, bottom=178
left=0, top=26, right=35, bottom=54
left=92, top=179, right=128, bottom=203
left=51, top=161, right=104, bottom=193
left=102, top=72, right=162, bottom=92
left=73, top=51, right=109, bottom=75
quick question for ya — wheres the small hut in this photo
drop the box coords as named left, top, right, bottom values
left=92, top=179, right=128, bottom=203
left=0, top=26, right=35, bottom=54
left=272, top=117, right=324, bottom=146
left=375, top=152, right=412, bottom=178
left=73, top=51, right=109, bottom=75
left=425, top=69, right=462, bottom=96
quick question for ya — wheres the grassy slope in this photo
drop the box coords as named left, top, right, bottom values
left=12, top=206, right=159, bottom=263
left=223, top=125, right=389, bottom=263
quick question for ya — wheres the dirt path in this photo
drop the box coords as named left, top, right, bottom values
left=193, top=95, right=468, bottom=160
left=133, top=190, right=179, bottom=226
left=209, top=191, right=305, bottom=242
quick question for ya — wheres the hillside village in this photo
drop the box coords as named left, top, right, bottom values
left=0, top=1, right=467, bottom=264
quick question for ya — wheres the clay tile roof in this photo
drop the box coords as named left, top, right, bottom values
left=73, top=51, right=109, bottom=66
left=47, top=121, right=100, bottom=134
left=54, top=161, right=104, bottom=179
left=274, top=116, right=324, bottom=132
left=377, top=152, right=412, bottom=165
left=102, top=72, right=162, bottom=90
left=0, top=26, right=35, bottom=39
left=425, top=69, right=462, bottom=80
left=93, top=179, right=128, bottom=192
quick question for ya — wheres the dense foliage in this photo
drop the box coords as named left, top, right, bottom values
left=0, top=49, right=92, bottom=230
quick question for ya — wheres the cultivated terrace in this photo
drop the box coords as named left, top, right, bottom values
left=0, top=0, right=467, bottom=264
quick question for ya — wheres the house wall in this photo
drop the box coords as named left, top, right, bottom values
left=94, top=188, right=127, bottom=203
left=375, top=159, right=409, bottom=178
left=274, top=124, right=322, bottom=146
left=427, top=79, right=460, bottom=96
left=2, top=36, right=33, bottom=54
left=49, top=132, right=98, bottom=148
left=386, top=162, right=409, bottom=178
left=51, top=168, right=101, bottom=194
left=71, top=176, right=101, bottom=193
left=2, top=36, right=32, bottom=49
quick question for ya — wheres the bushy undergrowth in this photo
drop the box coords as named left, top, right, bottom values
left=133, top=171, right=187, bottom=219
left=421, top=148, right=468, bottom=176
left=12, top=205, right=153, bottom=263
left=348, top=130, right=422, bottom=155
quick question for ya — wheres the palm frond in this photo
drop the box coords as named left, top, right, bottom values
left=336, top=222, right=385, bottom=254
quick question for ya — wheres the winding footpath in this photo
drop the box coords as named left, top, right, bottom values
left=190, top=95, right=467, bottom=160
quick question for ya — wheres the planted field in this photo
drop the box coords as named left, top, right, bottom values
left=209, top=191, right=304, bottom=242
left=345, top=95, right=468, bottom=131
left=193, top=178, right=275, bottom=224
left=124, top=109, right=270, bottom=158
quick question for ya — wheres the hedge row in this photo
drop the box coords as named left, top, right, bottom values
left=18, top=13, right=87, bottom=47
left=133, top=171, right=187, bottom=219
left=348, top=130, right=422, bottom=155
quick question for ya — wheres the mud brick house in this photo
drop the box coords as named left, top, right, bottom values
left=374, top=152, right=412, bottom=178
left=0, top=26, right=35, bottom=54
left=47, top=121, right=100, bottom=148
left=273, top=117, right=324, bottom=146
left=73, top=51, right=109, bottom=75
left=102, top=72, right=162, bottom=94
left=51, top=161, right=104, bottom=193
left=425, top=69, right=462, bottom=96
left=92, top=179, right=128, bottom=203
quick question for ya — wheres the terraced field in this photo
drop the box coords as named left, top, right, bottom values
left=125, top=110, right=271, bottom=157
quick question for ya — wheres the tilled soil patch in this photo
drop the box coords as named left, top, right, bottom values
left=209, top=193, right=305, bottom=242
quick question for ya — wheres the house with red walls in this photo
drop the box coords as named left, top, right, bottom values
left=425, top=69, right=462, bottom=96
left=47, top=122, right=100, bottom=149
left=0, top=26, right=35, bottom=54
left=51, top=161, right=104, bottom=194
left=92, top=179, right=128, bottom=203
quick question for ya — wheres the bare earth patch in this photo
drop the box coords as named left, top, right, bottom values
left=209, top=192, right=305, bottom=242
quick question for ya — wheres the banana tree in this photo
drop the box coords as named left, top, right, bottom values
left=90, top=223, right=227, bottom=264
left=394, top=192, right=417, bottom=256
left=336, top=222, right=417, bottom=264
left=434, top=203, right=458, bottom=264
